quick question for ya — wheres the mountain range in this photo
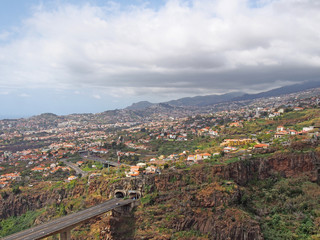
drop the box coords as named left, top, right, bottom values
left=126, top=81, right=320, bottom=109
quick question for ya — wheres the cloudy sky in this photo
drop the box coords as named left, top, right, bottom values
left=0, top=0, right=319, bottom=118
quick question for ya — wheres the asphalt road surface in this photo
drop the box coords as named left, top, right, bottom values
left=61, top=158, right=88, bottom=177
left=2, top=198, right=134, bottom=240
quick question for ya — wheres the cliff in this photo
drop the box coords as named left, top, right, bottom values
left=104, top=151, right=320, bottom=240
left=0, top=151, right=319, bottom=239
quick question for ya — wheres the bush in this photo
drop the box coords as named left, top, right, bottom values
left=140, top=192, right=158, bottom=206
left=12, top=186, right=21, bottom=195
left=243, top=177, right=320, bottom=240
left=1, top=191, right=9, bottom=199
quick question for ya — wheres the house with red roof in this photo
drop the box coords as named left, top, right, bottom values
left=277, top=126, right=285, bottom=132
left=31, top=167, right=44, bottom=172
left=254, top=144, right=269, bottom=149
left=126, top=166, right=140, bottom=177
left=274, top=131, right=288, bottom=138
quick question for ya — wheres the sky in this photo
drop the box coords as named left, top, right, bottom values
left=0, top=0, right=320, bottom=118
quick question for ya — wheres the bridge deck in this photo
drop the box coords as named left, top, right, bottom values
left=2, top=198, right=134, bottom=240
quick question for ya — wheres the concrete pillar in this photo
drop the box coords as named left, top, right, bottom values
left=60, top=228, right=71, bottom=240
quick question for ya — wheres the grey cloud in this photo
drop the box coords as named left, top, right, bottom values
left=0, top=0, right=319, bottom=99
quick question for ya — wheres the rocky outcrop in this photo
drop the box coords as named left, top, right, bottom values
left=152, top=152, right=319, bottom=192
left=0, top=182, right=87, bottom=219
left=173, top=208, right=263, bottom=240
left=0, top=187, right=65, bottom=219
left=226, top=152, right=319, bottom=185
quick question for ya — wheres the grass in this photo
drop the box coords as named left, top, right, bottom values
left=81, top=161, right=103, bottom=172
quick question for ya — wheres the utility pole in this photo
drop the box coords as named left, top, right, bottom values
left=117, top=155, right=120, bottom=174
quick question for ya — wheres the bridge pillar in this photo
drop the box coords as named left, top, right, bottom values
left=59, top=228, right=72, bottom=240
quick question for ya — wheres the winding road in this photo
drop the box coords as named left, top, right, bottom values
left=61, top=158, right=88, bottom=177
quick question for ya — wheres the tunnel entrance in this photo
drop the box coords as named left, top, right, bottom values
left=115, top=191, right=125, bottom=198
left=128, top=191, right=141, bottom=199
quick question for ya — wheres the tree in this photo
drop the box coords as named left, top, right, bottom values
left=12, top=186, right=21, bottom=195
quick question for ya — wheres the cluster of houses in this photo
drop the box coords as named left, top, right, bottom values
left=1, top=91, right=320, bottom=188
left=229, top=122, right=243, bottom=127
left=220, top=138, right=256, bottom=147
left=186, top=153, right=212, bottom=163
left=274, top=125, right=318, bottom=138
left=31, top=164, right=71, bottom=176
left=117, top=151, right=138, bottom=157
left=0, top=172, right=21, bottom=188
left=125, top=163, right=160, bottom=177
left=2, top=147, right=80, bottom=165
left=219, top=138, right=257, bottom=153
left=197, top=127, right=219, bottom=137
left=125, top=150, right=216, bottom=178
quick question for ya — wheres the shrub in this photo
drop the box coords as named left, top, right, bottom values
left=1, top=191, right=9, bottom=199
left=12, top=186, right=21, bottom=195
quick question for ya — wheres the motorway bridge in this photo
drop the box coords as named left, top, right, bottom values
left=2, top=198, right=136, bottom=240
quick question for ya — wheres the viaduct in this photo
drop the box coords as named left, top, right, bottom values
left=2, top=190, right=140, bottom=240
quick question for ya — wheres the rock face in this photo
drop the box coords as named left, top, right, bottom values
left=148, top=152, right=319, bottom=193
left=0, top=187, right=65, bottom=219
left=173, top=210, right=262, bottom=240
left=0, top=181, right=88, bottom=219
left=224, top=152, right=319, bottom=185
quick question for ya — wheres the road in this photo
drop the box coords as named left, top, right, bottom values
left=80, top=154, right=131, bottom=167
left=2, top=198, right=135, bottom=240
left=61, top=159, right=88, bottom=177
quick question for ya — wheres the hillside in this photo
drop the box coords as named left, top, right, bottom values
left=1, top=151, right=320, bottom=239
left=233, top=81, right=320, bottom=101
left=165, top=92, right=244, bottom=107
left=126, top=101, right=154, bottom=110
left=126, top=81, right=320, bottom=109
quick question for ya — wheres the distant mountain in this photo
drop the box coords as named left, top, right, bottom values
left=163, top=92, right=244, bottom=107
left=9, top=80, right=320, bottom=123
left=232, top=81, right=320, bottom=101
left=126, top=101, right=154, bottom=110
left=126, top=81, right=320, bottom=109
left=30, top=113, right=59, bottom=120
left=125, top=92, right=245, bottom=109
left=150, top=103, right=175, bottom=109
left=39, top=113, right=58, bottom=117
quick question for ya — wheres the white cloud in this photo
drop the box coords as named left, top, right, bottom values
left=0, top=0, right=319, bottom=99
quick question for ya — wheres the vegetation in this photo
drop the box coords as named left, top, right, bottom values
left=242, top=177, right=320, bottom=240
left=81, top=160, right=103, bottom=171
left=0, top=210, right=44, bottom=237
